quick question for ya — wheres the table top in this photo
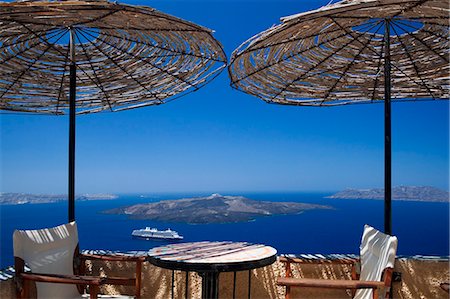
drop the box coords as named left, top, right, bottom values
left=147, top=241, right=277, bottom=272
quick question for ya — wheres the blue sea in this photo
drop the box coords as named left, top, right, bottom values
left=1, top=192, right=449, bottom=268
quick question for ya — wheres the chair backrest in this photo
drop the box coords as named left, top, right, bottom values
left=354, top=224, right=398, bottom=299
left=13, top=222, right=81, bottom=299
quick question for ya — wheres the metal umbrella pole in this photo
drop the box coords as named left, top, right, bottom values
left=384, top=19, right=392, bottom=235
left=69, top=27, right=76, bottom=222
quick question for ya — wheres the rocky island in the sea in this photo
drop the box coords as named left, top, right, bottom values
left=327, top=186, right=449, bottom=202
left=0, top=192, right=118, bottom=205
left=104, top=193, right=332, bottom=224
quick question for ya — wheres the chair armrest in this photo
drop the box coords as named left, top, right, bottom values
left=277, top=277, right=385, bottom=290
left=103, top=276, right=136, bottom=286
left=80, top=253, right=144, bottom=298
left=81, top=253, right=146, bottom=263
left=279, top=256, right=358, bottom=265
left=20, top=272, right=104, bottom=285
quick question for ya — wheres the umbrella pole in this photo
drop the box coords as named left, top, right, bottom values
left=68, top=27, right=76, bottom=222
left=384, top=20, right=392, bottom=235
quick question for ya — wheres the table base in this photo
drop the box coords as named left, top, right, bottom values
left=200, top=271, right=219, bottom=299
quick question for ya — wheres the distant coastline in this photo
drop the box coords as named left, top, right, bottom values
left=327, top=186, right=449, bottom=202
left=0, top=193, right=118, bottom=205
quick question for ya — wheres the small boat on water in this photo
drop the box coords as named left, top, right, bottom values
left=132, top=227, right=183, bottom=240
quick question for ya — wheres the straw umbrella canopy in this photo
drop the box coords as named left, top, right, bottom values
left=229, top=0, right=449, bottom=235
left=0, top=0, right=226, bottom=222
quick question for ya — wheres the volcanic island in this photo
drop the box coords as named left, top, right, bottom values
left=104, top=193, right=332, bottom=224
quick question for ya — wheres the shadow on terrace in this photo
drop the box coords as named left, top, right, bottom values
left=1, top=250, right=448, bottom=298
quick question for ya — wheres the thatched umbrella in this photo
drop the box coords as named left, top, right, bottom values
left=0, top=0, right=226, bottom=222
left=229, top=0, right=449, bottom=235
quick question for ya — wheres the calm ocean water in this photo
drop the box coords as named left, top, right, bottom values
left=1, top=192, right=449, bottom=268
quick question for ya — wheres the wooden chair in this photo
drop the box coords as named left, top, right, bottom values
left=277, top=225, right=398, bottom=299
left=13, top=222, right=145, bottom=299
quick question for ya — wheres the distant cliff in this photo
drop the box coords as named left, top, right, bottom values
left=326, top=186, right=449, bottom=202
left=105, top=193, right=332, bottom=224
left=0, top=193, right=118, bottom=205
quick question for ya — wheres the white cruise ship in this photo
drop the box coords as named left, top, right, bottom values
left=131, top=227, right=183, bottom=240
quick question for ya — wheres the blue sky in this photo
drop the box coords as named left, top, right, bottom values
left=0, top=0, right=448, bottom=194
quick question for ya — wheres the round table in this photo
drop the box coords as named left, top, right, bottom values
left=147, top=241, right=277, bottom=299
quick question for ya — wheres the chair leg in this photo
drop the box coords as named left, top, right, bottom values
left=16, top=279, right=30, bottom=299
left=285, top=286, right=291, bottom=299
left=15, top=257, right=25, bottom=299
left=135, top=260, right=142, bottom=298
left=285, top=262, right=292, bottom=278
left=16, top=288, right=23, bottom=299
left=383, top=268, right=394, bottom=299
left=90, top=285, right=99, bottom=299
left=372, top=287, right=379, bottom=299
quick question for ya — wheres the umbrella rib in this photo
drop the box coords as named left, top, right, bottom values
left=150, top=58, right=226, bottom=106
left=333, top=16, right=447, bottom=25
left=56, top=45, right=71, bottom=113
left=76, top=29, right=165, bottom=104
left=328, top=16, right=382, bottom=20
left=0, top=10, right=213, bottom=33
left=409, top=19, right=449, bottom=28
left=90, top=25, right=211, bottom=33
left=0, top=5, right=209, bottom=32
left=0, top=6, right=113, bottom=17
left=0, top=18, right=59, bottom=27
left=79, top=28, right=201, bottom=91
left=370, top=35, right=385, bottom=102
left=406, top=16, right=449, bottom=21
left=244, top=0, right=414, bottom=52
left=394, top=18, right=449, bottom=41
left=389, top=61, right=438, bottom=98
left=389, top=0, right=428, bottom=18
left=121, top=5, right=211, bottom=33
left=79, top=29, right=201, bottom=95
left=83, top=27, right=225, bottom=63
left=0, top=26, right=66, bottom=65
left=393, top=22, right=449, bottom=63
left=330, top=17, right=442, bottom=100
left=0, top=7, right=119, bottom=28
left=0, top=29, right=66, bottom=100
left=381, top=0, right=445, bottom=29
left=329, top=17, right=385, bottom=103
left=73, top=28, right=113, bottom=111
left=6, top=22, right=95, bottom=106
left=268, top=19, right=382, bottom=102
left=105, top=68, right=232, bottom=111
left=390, top=23, right=438, bottom=99
left=321, top=19, right=384, bottom=103
left=233, top=0, right=442, bottom=59
left=0, top=18, right=79, bottom=28
left=0, top=27, right=61, bottom=50
left=231, top=18, right=374, bottom=64
left=72, top=9, right=120, bottom=27
left=387, top=57, right=443, bottom=100
left=231, top=21, right=378, bottom=85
